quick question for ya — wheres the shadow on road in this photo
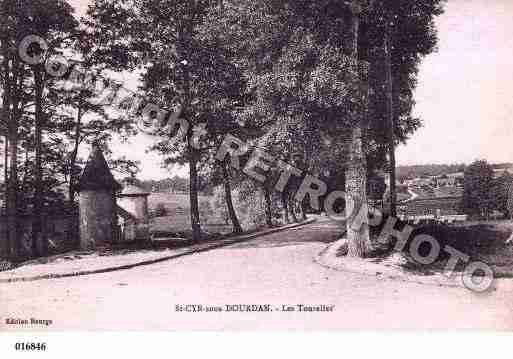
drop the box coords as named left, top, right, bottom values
left=227, top=218, right=345, bottom=249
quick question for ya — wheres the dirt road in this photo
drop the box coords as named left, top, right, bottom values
left=1, top=218, right=512, bottom=330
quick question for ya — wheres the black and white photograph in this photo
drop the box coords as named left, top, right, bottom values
left=0, top=0, right=513, bottom=354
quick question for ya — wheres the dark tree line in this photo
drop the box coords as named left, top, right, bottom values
left=462, top=160, right=513, bottom=220
left=0, top=0, right=137, bottom=260
left=1, top=0, right=445, bottom=260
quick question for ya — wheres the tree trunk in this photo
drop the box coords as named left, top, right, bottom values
left=7, top=108, right=18, bottom=260
left=384, top=22, right=397, bottom=218
left=67, top=105, right=82, bottom=248
left=345, top=0, right=370, bottom=258
left=179, top=32, right=201, bottom=241
left=21, top=145, right=29, bottom=190
left=222, top=165, right=242, bottom=233
left=188, top=146, right=201, bottom=241
left=32, top=68, right=44, bottom=258
left=6, top=57, right=25, bottom=260
left=69, top=106, right=82, bottom=205
left=346, top=125, right=370, bottom=257
left=2, top=113, right=8, bottom=259
left=281, top=192, right=290, bottom=224
left=300, top=200, right=308, bottom=221
left=264, top=188, right=273, bottom=227
left=1, top=41, right=13, bottom=259
left=3, top=135, right=8, bottom=210
left=289, top=199, right=299, bottom=222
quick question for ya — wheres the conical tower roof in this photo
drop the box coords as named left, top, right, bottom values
left=77, top=143, right=121, bottom=192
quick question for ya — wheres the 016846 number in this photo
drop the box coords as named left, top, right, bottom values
left=15, top=342, right=47, bottom=351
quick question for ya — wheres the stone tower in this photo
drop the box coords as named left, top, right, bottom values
left=77, top=143, right=121, bottom=250
left=117, top=184, right=150, bottom=240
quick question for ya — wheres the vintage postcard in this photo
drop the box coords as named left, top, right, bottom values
left=1, top=0, right=513, bottom=352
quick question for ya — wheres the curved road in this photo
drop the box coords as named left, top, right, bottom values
left=1, top=217, right=512, bottom=330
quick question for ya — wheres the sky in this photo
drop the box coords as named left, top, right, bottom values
left=69, top=0, right=513, bottom=180
left=396, top=0, right=513, bottom=167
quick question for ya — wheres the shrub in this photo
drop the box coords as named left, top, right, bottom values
left=236, top=181, right=281, bottom=230
left=372, top=214, right=509, bottom=262
left=199, top=199, right=214, bottom=224
left=153, top=202, right=168, bottom=218
left=211, top=186, right=230, bottom=225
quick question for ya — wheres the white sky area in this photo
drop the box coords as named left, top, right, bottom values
left=69, top=0, right=513, bottom=180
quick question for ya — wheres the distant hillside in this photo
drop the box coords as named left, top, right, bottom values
left=396, top=164, right=466, bottom=180
left=397, top=163, right=513, bottom=180
left=123, top=176, right=216, bottom=195
left=148, top=193, right=211, bottom=212
left=140, top=176, right=189, bottom=193
left=121, top=176, right=190, bottom=194
left=491, top=163, right=513, bottom=170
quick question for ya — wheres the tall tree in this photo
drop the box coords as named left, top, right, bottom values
left=222, top=164, right=243, bottom=233
left=50, top=65, right=137, bottom=205
left=383, top=19, right=396, bottom=217
left=507, top=179, right=513, bottom=221
left=490, top=172, right=512, bottom=217
left=84, top=0, right=245, bottom=241
left=344, top=0, right=370, bottom=257
left=0, top=0, right=34, bottom=258
left=361, top=0, right=445, bottom=218
left=19, top=0, right=77, bottom=257
left=462, top=160, right=494, bottom=219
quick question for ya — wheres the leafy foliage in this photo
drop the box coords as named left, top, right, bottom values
left=462, top=160, right=494, bottom=219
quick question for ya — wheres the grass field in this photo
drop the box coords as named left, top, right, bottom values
left=409, top=185, right=463, bottom=199
left=148, top=193, right=210, bottom=212
left=148, top=192, right=232, bottom=236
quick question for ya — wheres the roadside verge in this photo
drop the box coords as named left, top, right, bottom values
left=0, top=218, right=315, bottom=283
left=314, top=240, right=467, bottom=289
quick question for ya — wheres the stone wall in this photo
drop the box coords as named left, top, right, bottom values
left=0, top=215, right=79, bottom=259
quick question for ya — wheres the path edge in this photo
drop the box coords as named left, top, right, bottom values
left=313, top=240, right=469, bottom=289
left=1, top=218, right=316, bottom=284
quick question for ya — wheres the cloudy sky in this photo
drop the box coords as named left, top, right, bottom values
left=69, top=0, right=513, bottom=179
